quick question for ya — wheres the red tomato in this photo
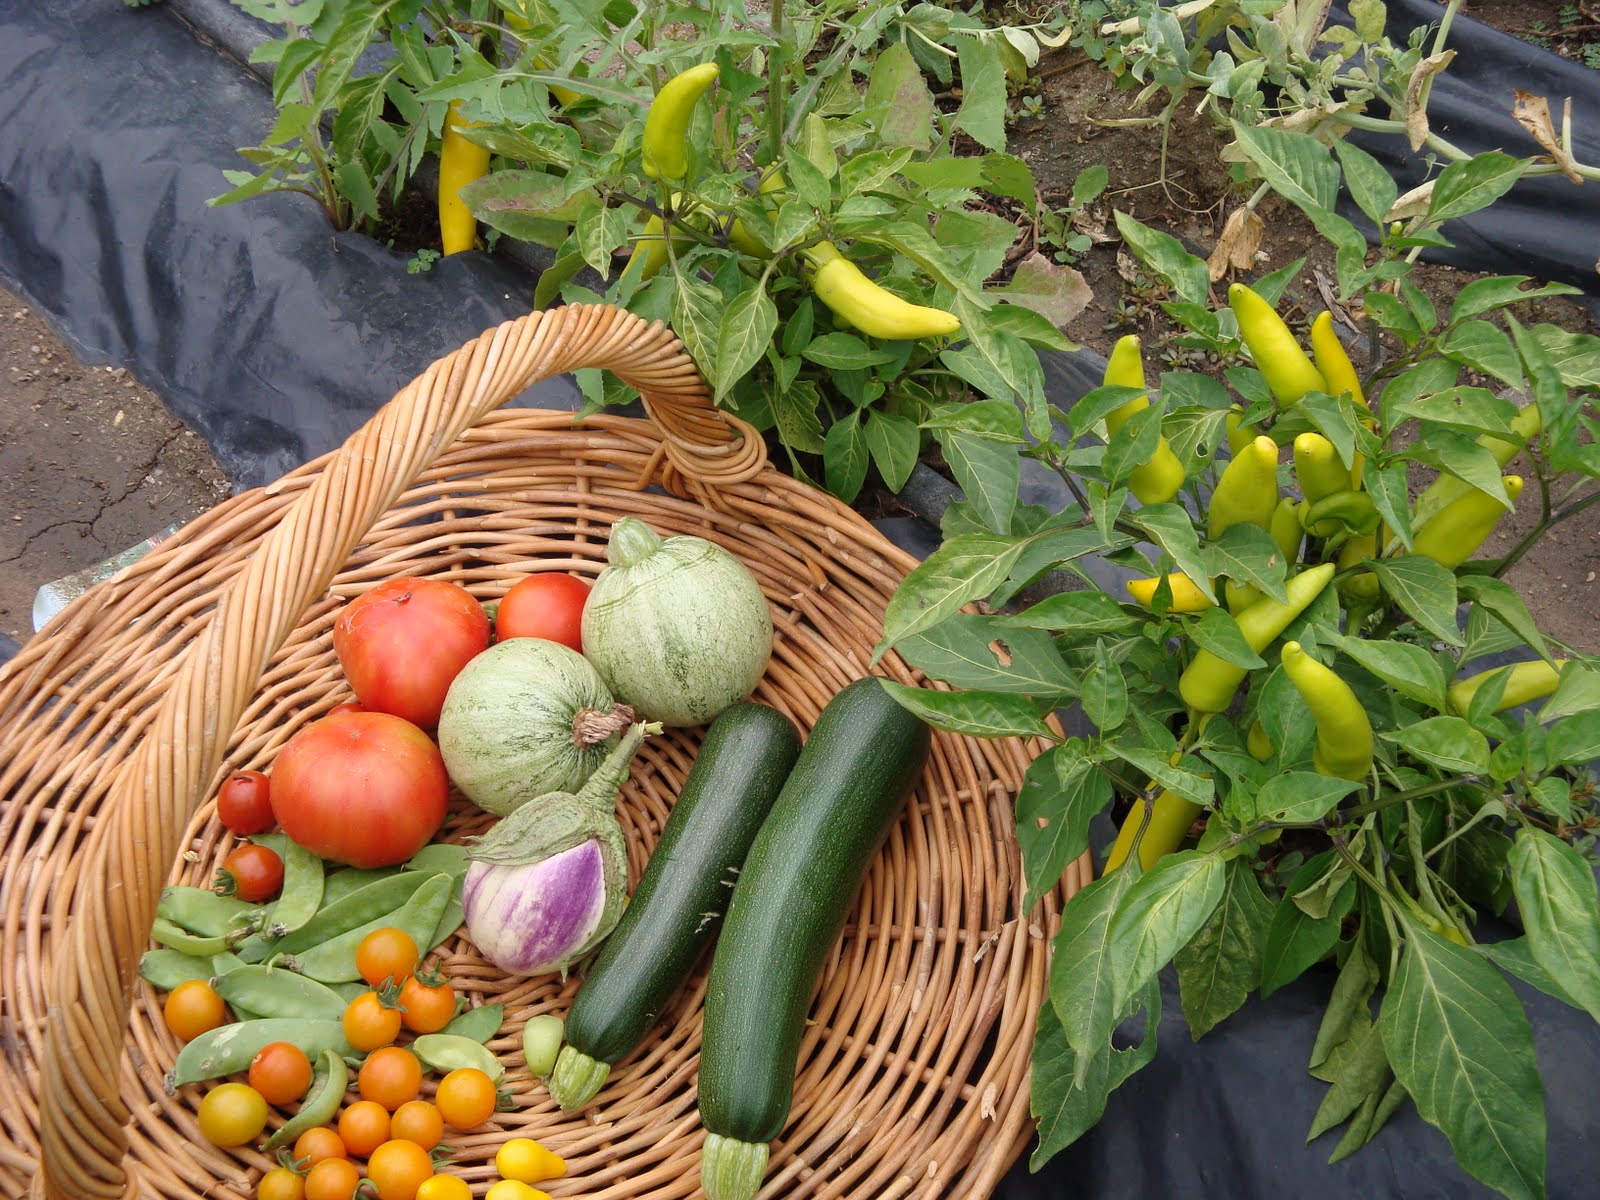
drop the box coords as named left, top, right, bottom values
left=494, top=574, right=590, bottom=652
left=216, top=770, right=274, bottom=835
left=271, top=712, right=449, bottom=868
left=328, top=701, right=367, bottom=716
left=219, top=844, right=284, bottom=902
left=333, top=578, right=490, bottom=728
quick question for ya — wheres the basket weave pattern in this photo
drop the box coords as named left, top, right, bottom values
left=0, top=306, right=1090, bottom=1199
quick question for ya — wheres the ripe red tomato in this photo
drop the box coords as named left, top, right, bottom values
left=216, top=770, right=274, bottom=835
left=333, top=578, right=490, bottom=728
left=494, top=573, right=590, bottom=652
left=270, top=712, right=449, bottom=868
left=219, top=844, right=284, bottom=902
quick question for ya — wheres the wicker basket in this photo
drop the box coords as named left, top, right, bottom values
left=0, top=305, right=1090, bottom=1200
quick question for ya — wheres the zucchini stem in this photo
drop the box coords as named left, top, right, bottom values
left=702, top=1133, right=769, bottom=1200
left=548, top=1044, right=611, bottom=1110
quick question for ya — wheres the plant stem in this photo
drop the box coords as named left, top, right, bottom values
left=767, top=0, right=786, bottom=166
left=1493, top=487, right=1600, bottom=578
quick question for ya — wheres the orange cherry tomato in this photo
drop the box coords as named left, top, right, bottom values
left=291, top=1125, right=346, bottom=1169
left=434, top=1067, right=497, bottom=1130
left=359, top=1046, right=423, bottom=1111
left=343, top=991, right=403, bottom=1052
left=256, top=1166, right=305, bottom=1200
left=356, top=927, right=420, bottom=988
left=164, top=980, right=228, bottom=1042
left=249, top=1041, right=313, bottom=1107
left=389, top=1100, right=444, bottom=1151
left=303, top=1156, right=361, bottom=1200
left=366, top=1139, right=435, bottom=1200
left=337, top=1099, right=392, bottom=1157
left=398, top=973, right=455, bottom=1034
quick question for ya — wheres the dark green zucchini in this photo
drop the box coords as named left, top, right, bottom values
left=697, top=677, right=931, bottom=1200
left=547, top=701, right=801, bottom=1109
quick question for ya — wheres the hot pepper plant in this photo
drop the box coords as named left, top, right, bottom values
left=876, top=130, right=1600, bottom=1198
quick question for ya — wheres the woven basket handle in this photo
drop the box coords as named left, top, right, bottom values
left=34, top=305, right=756, bottom=1199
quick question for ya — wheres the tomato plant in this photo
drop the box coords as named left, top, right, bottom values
left=338, top=1099, right=392, bottom=1157
left=494, top=573, right=590, bottom=653
left=359, top=1046, right=423, bottom=1111
left=389, top=1100, right=443, bottom=1151
left=357, top=928, right=419, bottom=988
left=217, top=844, right=284, bottom=902
left=366, top=1139, right=434, bottom=1200
left=197, top=1083, right=268, bottom=1147
left=270, top=711, right=448, bottom=868
left=434, top=1067, right=496, bottom=1129
left=248, top=1041, right=312, bottom=1106
left=216, top=770, right=273, bottom=835
left=333, top=578, right=490, bottom=728
left=163, top=980, right=227, bottom=1041
left=343, top=991, right=402, bottom=1052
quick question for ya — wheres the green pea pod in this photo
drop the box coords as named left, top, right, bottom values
left=264, top=1049, right=349, bottom=1150
left=429, top=879, right=466, bottom=952
left=1300, top=490, right=1380, bottom=537
left=321, top=866, right=397, bottom=906
left=328, top=980, right=368, bottom=1005
left=411, top=1033, right=505, bottom=1082
left=157, top=887, right=261, bottom=938
left=210, top=953, right=246, bottom=976
left=213, top=965, right=347, bottom=1022
left=248, top=832, right=292, bottom=860
left=150, top=918, right=231, bottom=957
left=139, top=949, right=215, bottom=991
left=405, top=843, right=470, bottom=877
left=267, top=843, right=325, bottom=936
left=272, top=871, right=434, bottom=959
left=440, top=1003, right=505, bottom=1045
left=169, top=1019, right=353, bottom=1088
left=291, top=873, right=454, bottom=983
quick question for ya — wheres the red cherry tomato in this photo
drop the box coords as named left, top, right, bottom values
left=332, top=578, right=490, bottom=728
left=216, top=770, right=274, bottom=836
left=494, top=574, right=590, bottom=653
left=270, top=712, right=449, bottom=868
left=219, top=844, right=284, bottom=902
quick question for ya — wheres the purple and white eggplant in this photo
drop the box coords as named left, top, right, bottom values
left=463, top=722, right=656, bottom=976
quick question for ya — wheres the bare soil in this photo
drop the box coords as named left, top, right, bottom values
left=0, top=283, right=230, bottom=646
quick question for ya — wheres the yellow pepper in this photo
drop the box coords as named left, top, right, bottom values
left=1126, top=573, right=1214, bottom=612
left=1102, top=788, right=1204, bottom=873
left=1337, top=532, right=1381, bottom=604
left=641, top=63, right=720, bottom=181
left=1447, top=660, right=1567, bottom=716
left=1411, top=475, right=1523, bottom=569
left=1281, top=641, right=1374, bottom=781
left=1310, top=311, right=1365, bottom=405
left=803, top=242, right=960, bottom=341
left=1293, top=433, right=1349, bottom=508
left=1208, top=435, right=1281, bottom=539
left=1405, top=406, right=1542, bottom=540
left=439, top=102, right=492, bottom=255
left=1228, top=283, right=1328, bottom=409
left=1100, top=335, right=1185, bottom=506
left=1247, top=721, right=1274, bottom=762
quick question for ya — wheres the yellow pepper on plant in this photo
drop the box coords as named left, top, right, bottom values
left=439, top=102, right=491, bottom=255
left=1411, top=475, right=1524, bottom=569
left=1280, top=641, right=1374, bottom=781
left=1099, top=335, right=1185, bottom=505
left=1228, top=283, right=1328, bottom=409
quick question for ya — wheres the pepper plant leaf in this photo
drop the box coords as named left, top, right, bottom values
left=1016, top=742, right=1113, bottom=909
left=1509, top=827, right=1600, bottom=1024
left=1174, top=858, right=1273, bottom=1039
left=1109, top=851, right=1226, bottom=1013
left=876, top=680, right=1055, bottom=740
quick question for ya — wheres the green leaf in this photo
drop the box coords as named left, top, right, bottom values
left=1439, top=321, right=1525, bottom=387
left=1546, top=711, right=1600, bottom=766
left=800, top=332, right=896, bottom=370
left=1110, top=852, right=1227, bottom=1010
left=1508, top=828, right=1600, bottom=1023
left=1385, top=716, right=1491, bottom=774
left=1230, top=120, right=1340, bottom=213
left=822, top=409, right=869, bottom=503
left=1330, top=633, right=1449, bottom=711
left=1260, top=853, right=1355, bottom=997
left=1426, top=151, right=1532, bottom=226
left=1407, top=432, right=1514, bottom=506
left=1457, top=577, right=1550, bottom=664
left=1112, top=211, right=1209, bottom=305
left=993, top=591, right=1138, bottom=635
left=1254, top=773, right=1361, bottom=824
left=1164, top=406, right=1231, bottom=477
left=1368, top=557, right=1462, bottom=646
left=671, top=274, right=724, bottom=380
left=863, top=410, right=919, bottom=492
left=1333, top=138, right=1398, bottom=227
left=461, top=169, right=587, bottom=245
left=1363, top=459, right=1415, bottom=551
left=875, top=533, right=1025, bottom=655
left=1050, top=862, right=1143, bottom=1058
left=774, top=380, right=825, bottom=453
left=1527, top=323, right=1600, bottom=390
left=983, top=301, right=1077, bottom=352
left=1480, top=938, right=1581, bottom=1009
left=924, top=398, right=1024, bottom=441
left=1206, top=523, right=1290, bottom=604
left=575, top=201, right=629, bottom=278
left=1082, top=642, right=1129, bottom=733
left=954, top=34, right=1008, bottom=151
left=1379, top=922, right=1547, bottom=1200
left=1107, top=745, right=1213, bottom=808
left=1103, top=402, right=1167, bottom=492
left=938, top=430, right=1019, bottom=535
left=1031, top=978, right=1160, bottom=1167
left=1307, top=1018, right=1391, bottom=1143
left=1174, top=859, right=1273, bottom=1039
left=1017, top=744, right=1113, bottom=908
left=864, top=42, right=934, bottom=147
left=1450, top=276, right=1582, bottom=325
left=1132, top=504, right=1216, bottom=603
left=897, top=614, right=1079, bottom=697
left=1190, top=607, right=1267, bottom=670
left=878, top=680, right=1054, bottom=740
left=1393, top=386, right=1518, bottom=437
left=1311, top=942, right=1379, bottom=1069
left=1540, top=663, right=1600, bottom=722
left=714, top=284, right=779, bottom=402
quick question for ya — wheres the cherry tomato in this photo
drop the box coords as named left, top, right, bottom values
left=197, top=1082, right=269, bottom=1147
left=359, top=1046, right=423, bottom=1111
left=248, top=1041, right=313, bottom=1106
left=292, top=1125, right=346, bottom=1168
left=398, top=972, right=455, bottom=1034
left=434, top=1067, right=496, bottom=1130
left=484, top=1183, right=549, bottom=1200
left=257, top=1166, right=305, bottom=1200
left=337, top=1099, right=392, bottom=1157
left=416, top=1178, right=472, bottom=1200
left=357, top=928, right=419, bottom=988
left=303, top=1157, right=361, bottom=1200
left=366, top=1139, right=434, bottom=1200
left=218, top=844, right=284, bottom=903
left=217, top=770, right=274, bottom=835
left=164, top=979, right=227, bottom=1041
left=271, top=712, right=449, bottom=868
left=388, top=1100, right=443, bottom=1151
left=333, top=578, right=490, bottom=728
left=494, top=573, right=590, bottom=652
left=496, top=1137, right=565, bottom=1184
left=343, top=991, right=402, bottom=1053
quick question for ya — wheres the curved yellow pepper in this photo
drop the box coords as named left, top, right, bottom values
left=804, top=242, right=960, bottom=341
left=1102, top=788, right=1203, bottom=873
left=1101, top=335, right=1185, bottom=506
left=1447, top=660, right=1567, bottom=716
left=1228, top=283, right=1328, bottom=409
left=1412, top=475, right=1523, bottom=569
left=1281, top=641, right=1374, bottom=781
left=1406, top=406, right=1542, bottom=539
left=641, top=63, right=720, bottom=181
left=1207, top=435, right=1281, bottom=539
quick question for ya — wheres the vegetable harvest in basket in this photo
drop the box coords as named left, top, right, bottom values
left=138, top=513, right=947, bottom=1200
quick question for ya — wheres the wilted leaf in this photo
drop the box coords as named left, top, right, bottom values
left=1512, top=91, right=1581, bottom=184
left=1207, top=206, right=1264, bottom=282
left=996, top=252, right=1093, bottom=329
left=1404, top=51, right=1456, bottom=150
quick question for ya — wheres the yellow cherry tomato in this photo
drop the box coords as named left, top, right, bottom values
left=485, top=1183, right=552, bottom=1200
left=416, top=1178, right=473, bottom=1200
left=197, top=1082, right=269, bottom=1147
left=495, top=1136, right=567, bottom=1184
left=257, top=1167, right=305, bottom=1200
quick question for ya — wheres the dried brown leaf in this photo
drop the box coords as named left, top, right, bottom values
left=1513, top=91, right=1583, bottom=184
left=1404, top=51, right=1456, bottom=151
left=1208, top=207, right=1265, bottom=282
left=1384, top=179, right=1434, bottom=223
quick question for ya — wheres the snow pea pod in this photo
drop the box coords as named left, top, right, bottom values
left=210, top=953, right=246, bottom=976
left=169, top=1019, right=353, bottom=1087
left=139, top=949, right=213, bottom=991
left=429, top=880, right=465, bottom=951
left=265, top=1049, right=349, bottom=1150
left=267, top=842, right=324, bottom=936
left=157, top=887, right=261, bottom=938
left=213, top=965, right=346, bottom=1022
left=406, top=843, right=469, bottom=876
left=440, top=1004, right=504, bottom=1045
left=412, top=1033, right=504, bottom=1081
left=321, top=866, right=394, bottom=906
left=273, top=871, right=433, bottom=959
left=292, top=873, right=454, bottom=983
left=150, top=918, right=231, bottom=957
